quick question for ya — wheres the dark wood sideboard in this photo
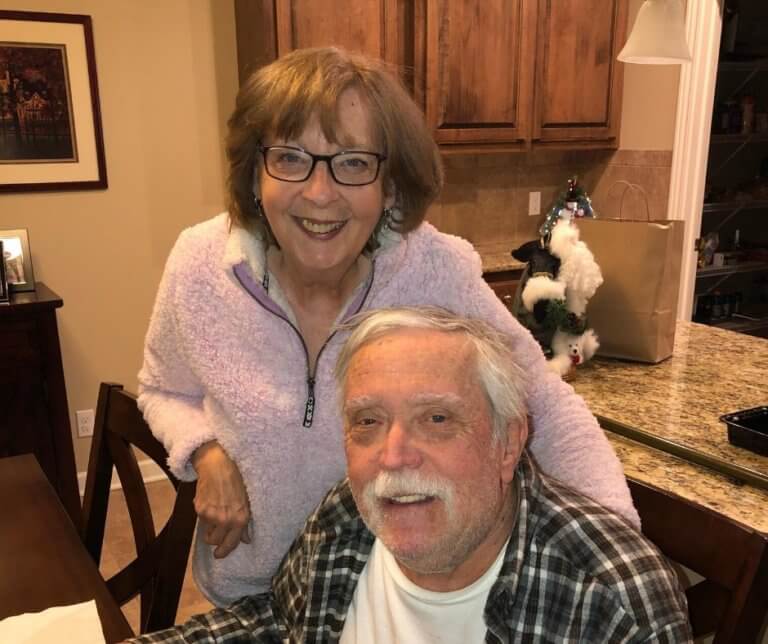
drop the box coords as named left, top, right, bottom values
left=0, top=283, right=81, bottom=529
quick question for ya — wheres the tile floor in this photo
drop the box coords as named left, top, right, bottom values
left=100, top=479, right=213, bottom=635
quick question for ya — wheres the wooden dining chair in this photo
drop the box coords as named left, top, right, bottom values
left=81, top=382, right=198, bottom=634
left=629, top=478, right=768, bottom=643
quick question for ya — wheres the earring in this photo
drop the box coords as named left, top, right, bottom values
left=254, top=197, right=265, bottom=219
left=382, top=207, right=395, bottom=230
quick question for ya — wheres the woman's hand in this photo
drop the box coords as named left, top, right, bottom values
left=192, top=441, right=251, bottom=558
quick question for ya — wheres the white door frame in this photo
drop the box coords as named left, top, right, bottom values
left=669, top=0, right=723, bottom=320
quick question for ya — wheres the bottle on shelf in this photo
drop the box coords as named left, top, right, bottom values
left=712, top=291, right=724, bottom=319
left=757, top=111, right=768, bottom=134
left=732, top=291, right=743, bottom=316
left=741, top=95, right=755, bottom=134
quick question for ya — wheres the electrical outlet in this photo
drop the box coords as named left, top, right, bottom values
left=76, top=409, right=95, bottom=438
left=528, top=191, right=541, bottom=216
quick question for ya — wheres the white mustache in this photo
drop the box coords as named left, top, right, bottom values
left=366, top=470, right=454, bottom=505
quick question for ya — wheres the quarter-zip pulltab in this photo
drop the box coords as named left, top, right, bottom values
left=233, top=258, right=377, bottom=430
left=303, top=377, right=316, bottom=427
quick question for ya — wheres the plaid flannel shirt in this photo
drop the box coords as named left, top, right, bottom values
left=133, top=454, right=691, bottom=643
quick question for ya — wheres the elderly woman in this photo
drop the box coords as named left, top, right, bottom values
left=138, top=47, right=638, bottom=607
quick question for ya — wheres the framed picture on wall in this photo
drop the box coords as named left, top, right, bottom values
left=0, top=228, right=35, bottom=292
left=0, top=11, right=107, bottom=193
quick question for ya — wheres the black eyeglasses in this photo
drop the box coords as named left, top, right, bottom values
left=258, top=145, right=386, bottom=186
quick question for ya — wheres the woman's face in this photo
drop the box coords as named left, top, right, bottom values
left=257, top=88, right=394, bottom=282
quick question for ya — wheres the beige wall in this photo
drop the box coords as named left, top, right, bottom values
left=619, top=0, right=681, bottom=150
left=0, top=1, right=239, bottom=472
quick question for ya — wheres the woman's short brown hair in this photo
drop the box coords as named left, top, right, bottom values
left=226, top=47, right=443, bottom=239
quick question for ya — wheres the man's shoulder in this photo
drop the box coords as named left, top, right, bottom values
left=305, top=479, right=363, bottom=536
left=530, top=473, right=666, bottom=581
left=513, top=469, right=690, bottom=639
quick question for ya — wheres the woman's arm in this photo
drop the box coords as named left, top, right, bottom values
left=138, top=231, right=252, bottom=552
left=137, top=231, right=216, bottom=479
left=467, top=275, right=640, bottom=527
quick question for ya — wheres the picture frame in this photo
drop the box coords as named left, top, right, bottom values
left=0, top=228, right=35, bottom=292
left=0, top=11, right=107, bottom=192
left=0, top=240, right=9, bottom=303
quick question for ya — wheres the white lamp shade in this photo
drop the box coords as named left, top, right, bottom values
left=618, top=0, right=691, bottom=64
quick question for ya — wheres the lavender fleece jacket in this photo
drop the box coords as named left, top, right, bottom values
left=138, top=213, right=639, bottom=606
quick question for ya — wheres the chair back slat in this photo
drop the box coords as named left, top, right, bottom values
left=81, top=382, right=197, bottom=635
left=629, top=478, right=768, bottom=643
left=102, top=386, right=176, bottom=481
left=107, top=431, right=155, bottom=554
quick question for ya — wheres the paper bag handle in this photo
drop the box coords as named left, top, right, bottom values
left=608, top=180, right=651, bottom=221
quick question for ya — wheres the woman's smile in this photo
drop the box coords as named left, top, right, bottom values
left=294, top=215, right=347, bottom=237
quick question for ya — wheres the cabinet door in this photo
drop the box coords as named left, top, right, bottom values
left=532, top=0, right=627, bottom=145
left=484, top=270, right=523, bottom=311
left=277, top=0, right=407, bottom=67
left=421, top=0, right=536, bottom=147
left=235, top=1, right=412, bottom=87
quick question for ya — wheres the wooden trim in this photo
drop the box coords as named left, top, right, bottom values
left=234, top=0, right=277, bottom=83
left=412, top=0, right=426, bottom=107
left=518, top=0, right=537, bottom=142
left=382, top=0, right=396, bottom=64
left=424, top=0, right=442, bottom=133
left=607, top=0, right=628, bottom=141
left=274, top=0, right=293, bottom=56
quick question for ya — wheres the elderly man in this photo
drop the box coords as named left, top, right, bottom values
left=134, top=307, right=691, bottom=643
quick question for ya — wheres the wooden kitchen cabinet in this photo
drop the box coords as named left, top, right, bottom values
left=0, top=283, right=81, bottom=529
left=484, top=269, right=523, bottom=310
left=531, top=0, right=628, bottom=146
left=234, top=0, right=414, bottom=86
left=234, top=0, right=627, bottom=150
left=419, top=0, right=627, bottom=150
left=421, top=0, right=536, bottom=147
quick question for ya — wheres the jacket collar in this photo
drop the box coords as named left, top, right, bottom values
left=222, top=215, right=410, bottom=290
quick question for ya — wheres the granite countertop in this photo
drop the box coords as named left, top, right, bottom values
left=608, top=432, right=768, bottom=534
left=474, top=240, right=526, bottom=274
left=571, top=321, right=768, bottom=480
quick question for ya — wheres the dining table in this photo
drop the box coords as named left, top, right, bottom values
left=0, top=454, right=133, bottom=643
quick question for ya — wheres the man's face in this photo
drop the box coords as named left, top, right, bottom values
left=343, top=329, right=525, bottom=587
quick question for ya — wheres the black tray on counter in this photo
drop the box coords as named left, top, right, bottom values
left=721, top=406, right=768, bottom=456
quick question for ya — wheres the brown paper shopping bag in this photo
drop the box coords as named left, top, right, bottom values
left=578, top=184, right=685, bottom=363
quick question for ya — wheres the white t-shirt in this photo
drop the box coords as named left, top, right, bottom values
left=339, top=539, right=508, bottom=644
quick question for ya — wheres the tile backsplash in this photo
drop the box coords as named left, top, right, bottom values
left=426, top=149, right=673, bottom=256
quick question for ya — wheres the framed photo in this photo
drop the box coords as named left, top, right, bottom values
left=0, top=228, right=35, bottom=292
left=0, top=11, right=107, bottom=192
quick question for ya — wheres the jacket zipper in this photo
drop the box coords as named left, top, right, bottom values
left=234, top=262, right=376, bottom=428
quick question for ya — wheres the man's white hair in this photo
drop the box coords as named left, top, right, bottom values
left=334, top=306, right=527, bottom=443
